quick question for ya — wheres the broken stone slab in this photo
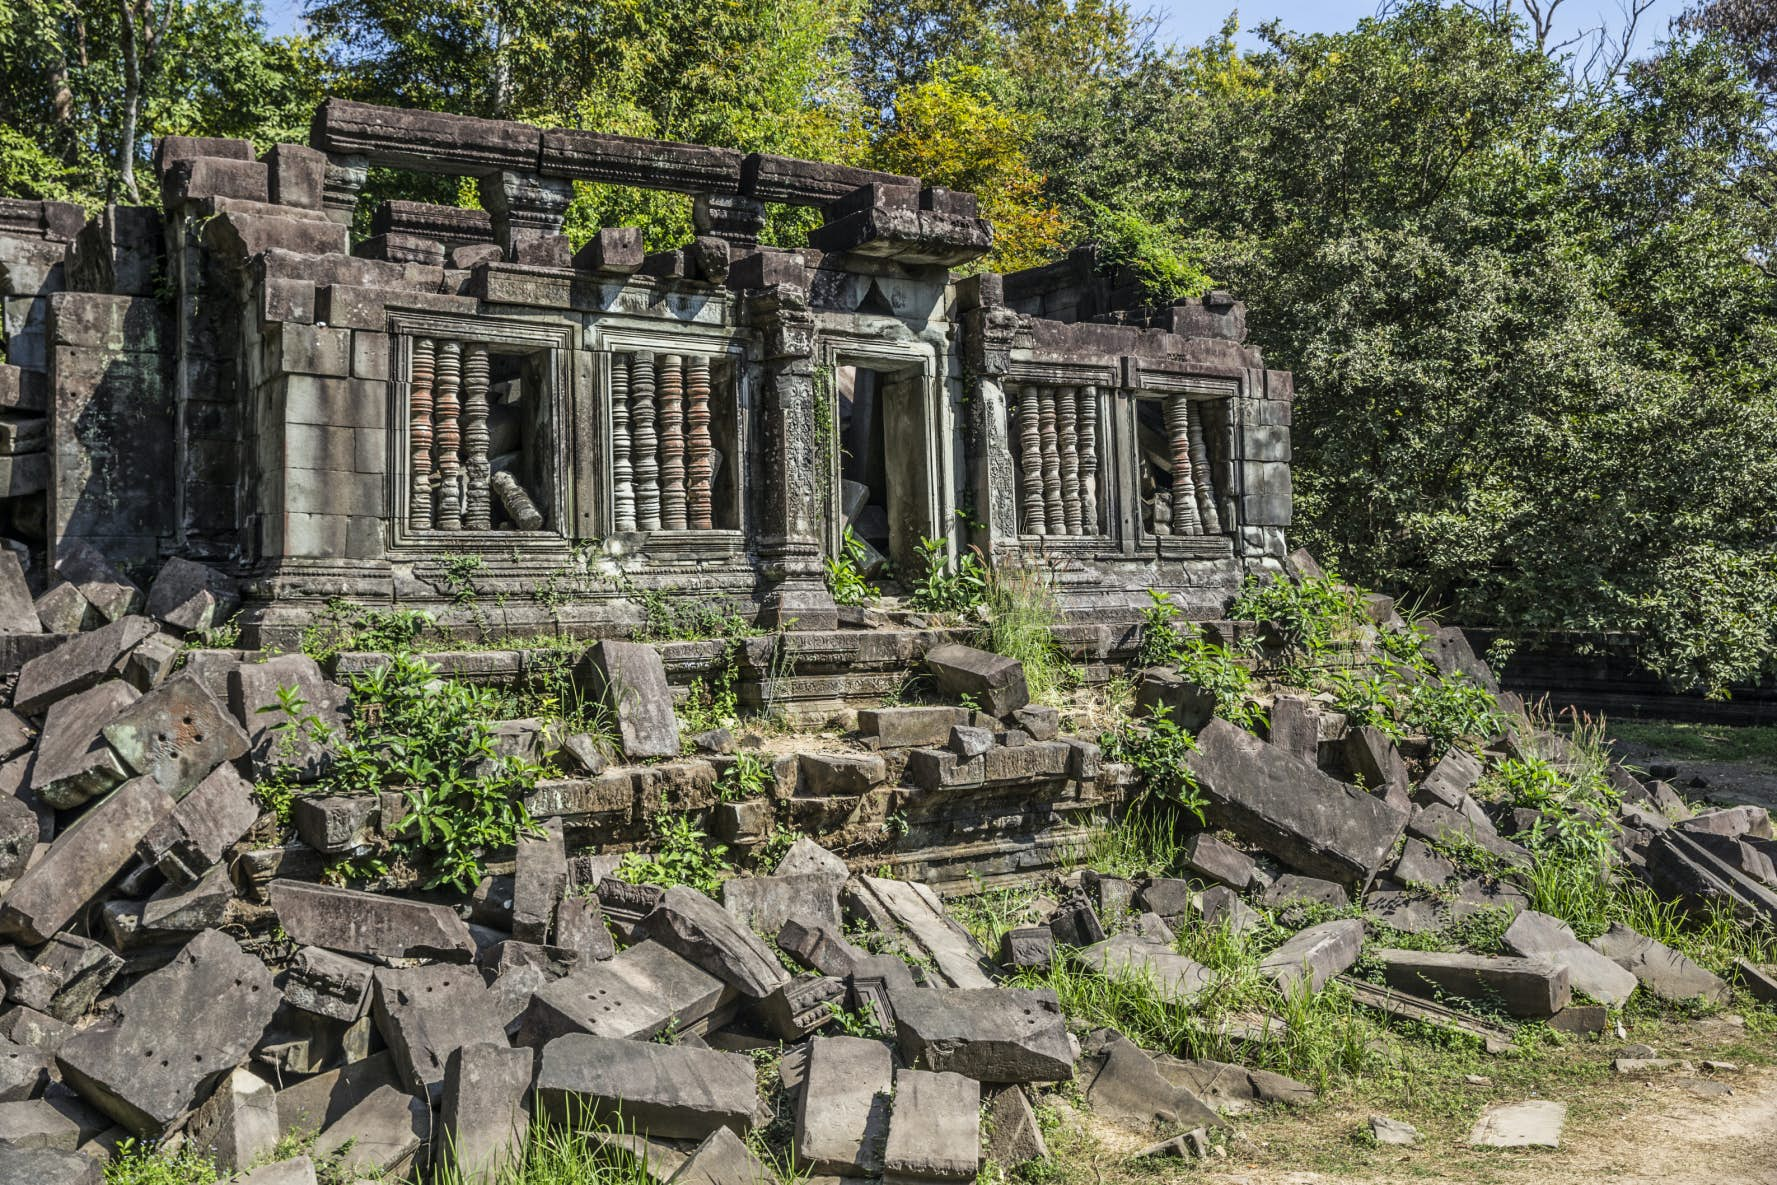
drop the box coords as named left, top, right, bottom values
left=997, top=927, right=1054, bottom=970
left=1078, top=1030, right=1219, bottom=1132
left=1408, top=802, right=1528, bottom=865
left=182, top=1065, right=278, bottom=1171
left=983, top=1086, right=1047, bottom=1166
left=1371, top=949, right=1570, bottom=1017
left=0, top=1098, right=80, bottom=1150
left=268, top=880, right=477, bottom=963
left=1734, top=958, right=1777, bottom=1004
left=1076, top=934, right=1210, bottom=1005
left=235, top=1158, right=317, bottom=1185
left=795, top=1035, right=893, bottom=1175
left=773, top=836, right=849, bottom=884
left=0, top=796, right=33, bottom=882
left=666, top=1125, right=771, bottom=1185
left=54, top=930, right=278, bottom=1135
left=284, top=946, right=375, bottom=1022
left=882, top=1068, right=979, bottom=1185
left=1363, top=891, right=1444, bottom=934
left=1343, top=725, right=1408, bottom=802
left=1502, top=911, right=1637, bottom=1006
left=1588, top=922, right=1729, bottom=1005
left=1257, top=919, right=1364, bottom=996
left=635, top=885, right=792, bottom=999
left=1369, top=1115, right=1417, bottom=1146
left=923, top=644, right=1029, bottom=717
left=1679, top=805, right=1774, bottom=840
left=1152, top=1056, right=1315, bottom=1111
left=889, top=987, right=1073, bottom=1083
left=13, top=617, right=156, bottom=716
left=372, top=963, right=508, bottom=1104
left=0, top=1145, right=100, bottom=1185
left=553, top=894, right=616, bottom=963
left=123, top=632, right=183, bottom=691
left=535, top=1033, right=757, bottom=1140
left=583, top=640, right=680, bottom=760
left=229, top=655, right=347, bottom=781
left=101, top=865, right=233, bottom=951
left=53, top=543, right=142, bottom=623
left=0, top=1042, right=50, bottom=1101
left=0, top=711, right=32, bottom=762
left=751, top=974, right=844, bottom=1041
left=0, top=777, right=175, bottom=945
left=145, top=558, right=238, bottom=633
left=1197, top=886, right=1262, bottom=936
left=516, top=938, right=729, bottom=1045
left=721, top=874, right=842, bottom=935
left=30, top=681, right=138, bottom=810
left=1643, top=828, right=1777, bottom=925
left=1186, top=719, right=1407, bottom=888
left=438, top=1042, right=532, bottom=1184
left=33, top=585, right=96, bottom=637
left=856, top=707, right=969, bottom=750
left=1417, top=746, right=1483, bottom=806
left=1260, top=874, right=1349, bottom=910
left=845, top=876, right=994, bottom=989
left=311, top=1083, right=430, bottom=1176
left=1180, top=833, right=1257, bottom=890
left=33, top=936, right=121, bottom=1023
left=1468, top=1099, right=1564, bottom=1148
left=291, top=795, right=378, bottom=855
left=513, top=818, right=569, bottom=943
left=1392, top=838, right=1456, bottom=888
left=1045, top=897, right=1105, bottom=947
left=101, top=674, right=250, bottom=798
left=136, top=761, right=258, bottom=885
left=0, top=1009, right=69, bottom=1057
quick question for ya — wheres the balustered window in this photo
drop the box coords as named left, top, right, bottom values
left=1011, top=383, right=1105, bottom=537
left=607, top=350, right=741, bottom=532
left=1133, top=393, right=1228, bottom=537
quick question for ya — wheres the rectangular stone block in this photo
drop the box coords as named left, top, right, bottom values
left=795, top=1036, right=893, bottom=1175
left=887, top=987, right=1073, bottom=1083
left=269, top=880, right=477, bottom=962
left=439, top=1043, right=532, bottom=1184
left=1373, top=949, right=1571, bottom=1017
left=372, top=964, right=508, bottom=1104
left=882, top=1068, right=979, bottom=1185
left=534, top=1034, right=757, bottom=1140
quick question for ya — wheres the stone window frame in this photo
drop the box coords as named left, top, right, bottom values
left=586, top=320, right=752, bottom=561
left=384, top=309, right=577, bottom=556
left=816, top=331, right=951, bottom=566
left=1003, top=357, right=1123, bottom=555
left=1119, top=360, right=1240, bottom=560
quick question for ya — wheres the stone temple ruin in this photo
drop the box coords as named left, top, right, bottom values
left=0, top=98, right=1292, bottom=651
left=0, top=99, right=1771, bottom=1185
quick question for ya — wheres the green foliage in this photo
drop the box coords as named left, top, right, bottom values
left=1083, top=198, right=1213, bottom=303
left=824, top=527, right=879, bottom=606
left=905, top=535, right=988, bottom=614
left=616, top=813, right=734, bottom=897
left=718, top=752, right=772, bottom=801
left=973, top=563, right=1075, bottom=705
left=300, top=598, right=435, bottom=663
left=824, top=1000, right=888, bottom=1038
left=321, top=653, right=543, bottom=891
left=104, top=1141, right=220, bottom=1185
left=1099, top=706, right=1205, bottom=822
left=1230, top=572, right=1369, bottom=674
left=1135, top=590, right=1264, bottom=730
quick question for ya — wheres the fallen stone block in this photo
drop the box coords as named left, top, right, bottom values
left=1152, top=1056, right=1315, bottom=1110
left=1363, top=891, right=1443, bottom=934
left=1644, top=828, right=1777, bottom=925
left=100, top=674, right=250, bottom=797
left=0, top=796, right=34, bottom=883
left=372, top=963, right=508, bottom=1104
left=0, top=1009, right=69, bottom=1057
left=1679, top=805, right=1773, bottom=840
left=773, top=836, right=849, bottom=883
left=856, top=707, right=969, bottom=750
left=983, top=1086, right=1047, bottom=1166
left=28, top=935, right=121, bottom=1022
left=799, top=751, right=887, bottom=796
left=1734, top=957, right=1777, bottom=1004
left=1371, top=949, right=1570, bottom=1017
left=1392, top=838, right=1456, bottom=888
left=1181, top=833, right=1257, bottom=890
left=1045, top=897, right=1104, bottom=947
left=123, top=632, right=183, bottom=691
left=229, top=655, right=347, bottom=781
left=1078, top=1030, right=1218, bottom=1132
left=889, top=987, right=1073, bottom=1083
left=1260, top=874, right=1350, bottom=910
left=1369, top=1115, right=1417, bottom=1146
left=1343, top=725, right=1408, bottom=802
left=512, top=818, right=568, bottom=943
left=0, top=777, right=175, bottom=944
left=438, top=1042, right=532, bottom=1184
left=535, top=1033, right=757, bottom=1140
left=997, top=927, right=1054, bottom=970
left=1134, top=1129, right=1212, bottom=1160
left=517, top=938, right=729, bottom=1045
left=0, top=1042, right=49, bottom=1101
left=136, top=762, right=258, bottom=885
left=1257, top=919, right=1363, bottom=995
left=635, top=885, right=791, bottom=999
left=1588, top=922, right=1729, bottom=1004
left=235, top=1158, right=317, bottom=1185
left=722, top=874, right=842, bottom=935
left=583, top=641, right=680, bottom=759
left=1548, top=1003, right=1608, bottom=1036
left=1502, top=911, right=1637, bottom=1006
left=1408, top=802, right=1528, bottom=865
left=751, top=974, right=844, bottom=1041
left=55, top=930, right=278, bottom=1134
left=0, top=1098, right=80, bottom=1149
left=1186, top=719, right=1407, bottom=888
left=667, top=1126, right=771, bottom=1185
left=29, top=681, right=137, bottom=809
left=1468, top=1099, right=1564, bottom=1148
left=13, top=617, right=156, bottom=715
left=291, top=795, right=378, bottom=856
left=1076, top=934, right=1210, bottom=1005
left=795, top=1035, right=893, bottom=1175
left=0, top=1145, right=99, bottom=1185
left=284, top=946, right=375, bottom=1022
left=553, top=894, right=616, bottom=963
left=33, top=584, right=96, bottom=636
left=924, top=644, right=1028, bottom=717
left=268, top=880, right=477, bottom=962
left=845, top=876, right=994, bottom=989
left=145, top=558, right=239, bottom=633
left=183, top=1065, right=278, bottom=1171
left=1133, top=668, right=1215, bottom=731
left=53, top=543, right=141, bottom=623
left=0, top=712, right=32, bottom=761
left=311, top=1083, right=430, bottom=1176
left=883, top=1068, right=979, bottom=1185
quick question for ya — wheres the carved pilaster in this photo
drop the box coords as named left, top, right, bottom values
left=693, top=194, right=768, bottom=251
left=433, top=340, right=463, bottom=530
left=611, top=354, right=635, bottom=531
left=1038, top=387, right=1062, bottom=535
left=1187, top=399, right=1221, bottom=535
left=462, top=343, right=491, bottom=529
left=1078, top=385, right=1099, bottom=535
left=408, top=338, right=435, bottom=531
left=1166, top=394, right=1202, bottom=535
left=686, top=355, right=713, bottom=530
left=658, top=354, right=687, bottom=530
left=961, top=297, right=1021, bottom=560
left=1057, top=384, right=1080, bottom=535
left=478, top=171, right=574, bottom=259
left=631, top=350, right=660, bottom=531
left=1017, top=386, right=1044, bottom=535
left=321, top=154, right=367, bottom=226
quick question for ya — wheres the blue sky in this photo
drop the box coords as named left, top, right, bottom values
left=263, top=0, right=1691, bottom=60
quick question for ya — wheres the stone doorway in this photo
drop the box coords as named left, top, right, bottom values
left=836, top=361, right=935, bottom=583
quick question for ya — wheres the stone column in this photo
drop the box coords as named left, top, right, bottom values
left=746, top=285, right=836, bottom=631
left=687, top=355, right=714, bottom=530
left=1165, top=394, right=1202, bottom=535
left=478, top=171, right=574, bottom=261
left=631, top=350, right=659, bottom=531
left=1078, top=385, right=1099, bottom=535
left=433, top=340, right=463, bottom=530
left=693, top=194, right=768, bottom=251
left=321, top=154, right=367, bottom=226
left=1038, top=387, right=1063, bottom=535
left=1017, top=386, right=1044, bottom=535
left=463, top=343, right=491, bottom=529
left=1057, top=384, right=1080, bottom=535
left=959, top=276, right=1021, bottom=563
left=658, top=354, right=687, bottom=530
left=1186, top=399, right=1221, bottom=535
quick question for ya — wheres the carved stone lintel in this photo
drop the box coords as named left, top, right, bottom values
left=658, top=354, right=687, bottom=530
left=631, top=350, right=660, bottom=531
left=687, top=355, right=714, bottom=529
left=463, top=343, right=491, bottom=530
left=1017, top=386, right=1044, bottom=536
left=1165, top=394, right=1202, bottom=535
left=433, top=340, right=463, bottom=530
left=1057, top=384, right=1080, bottom=535
left=408, top=338, right=435, bottom=531
left=1037, top=387, right=1062, bottom=535
left=1078, top=385, right=1099, bottom=535
left=611, top=354, right=635, bottom=532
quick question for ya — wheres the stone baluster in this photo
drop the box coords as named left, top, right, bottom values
left=1165, top=394, right=1202, bottom=535
left=1038, top=387, right=1063, bottom=534
left=1057, top=384, right=1080, bottom=535
left=433, top=340, right=463, bottom=530
left=658, top=354, right=687, bottom=530
left=611, top=354, right=635, bottom=532
left=1017, top=386, right=1045, bottom=535
left=687, top=355, right=714, bottom=530
left=1078, top=385, right=1099, bottom=535
left=408, top=338, right=435, bottom=531
left=1187, top=399, right=1222, bottom=535
left=631, top=350, right=660, bottom=530
left=462, top=343, right=491, bottom=530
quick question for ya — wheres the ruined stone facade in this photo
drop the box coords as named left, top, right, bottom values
left=0, top=100, right=1292, bottom=647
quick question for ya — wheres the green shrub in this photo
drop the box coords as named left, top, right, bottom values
left=906, top=535, right=988, bottom=614
left=1100, top=707, right=1206, bottom=822
left=824, top=527, right=879, bottom=607
left=300, top=599, right=435, bottom=663
left=1135, top=590, right=1265, bottom=730
left=616, top=813, right=734, bottom=897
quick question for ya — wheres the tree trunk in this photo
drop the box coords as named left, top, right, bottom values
left=119, top=0, right=142, bottom=202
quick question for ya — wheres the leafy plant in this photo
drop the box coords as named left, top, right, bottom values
left=1135, top=590, right=1265, bottom=730
left=1229, top=571, right=1370, bottom=676
left=718, top=752, right=772, bottom=801
left=974, top=563, right=1076, bottom=705
left=1100, top=706, right=1206, bottom=822
left=1401, top=672, right=1504, bottom=757
left=300, top=598, right=434, bottom=663
left=906, top=536, right=988, bottom=615
left=824, top=528, right=879, bottom=607
left=616, top=813, right=734, bottom=897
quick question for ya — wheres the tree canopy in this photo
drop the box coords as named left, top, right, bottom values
left=3, top=0, right=1776, bottom=692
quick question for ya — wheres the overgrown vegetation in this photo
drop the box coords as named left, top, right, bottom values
left=973, top=563, right=1075, bottom=706
left=1135, top=590, right=1265, bottom=731
left=904, top=535, right=988, bottom=616
left=823, top=527, right=879, bottom=607
left=615, top=812, right=735, bottom=898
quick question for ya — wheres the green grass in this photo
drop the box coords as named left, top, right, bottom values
left=1607, top=718, right=1777, bottom=767
left=973, top=563, right=1078, bottom=707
